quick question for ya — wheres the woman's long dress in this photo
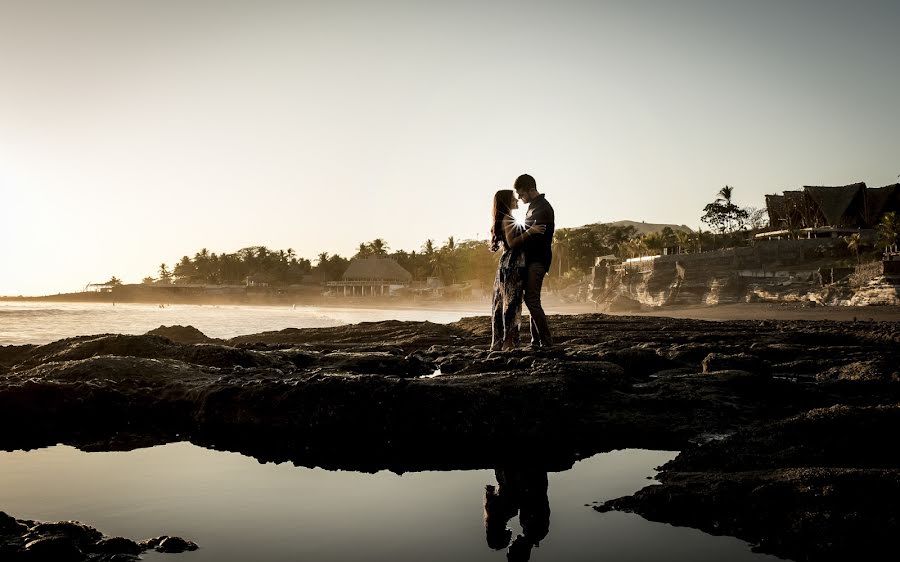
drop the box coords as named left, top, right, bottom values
left=491, top=245, right=525, bottom=350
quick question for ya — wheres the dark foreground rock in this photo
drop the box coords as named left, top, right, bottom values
left=597, top=404, right=900, bottom=561
left=1, top=314, right=900, bottom=559
left=0, top=511, right=196, bottom=561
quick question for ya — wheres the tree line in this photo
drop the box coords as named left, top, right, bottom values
left=120, top=186, right=899, bottom=291
left=128, top=185, right=772, bottom=290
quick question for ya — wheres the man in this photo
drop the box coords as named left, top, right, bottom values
left=514, top=174, right=554, bottom=348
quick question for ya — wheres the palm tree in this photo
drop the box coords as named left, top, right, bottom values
left=843, top=232, right=862, bottom=264
left=877, top=212, right=900, bottom=253
left=422, top=239, right=435, bottom=256
left=440, top=237, right=458, bottom=283
left=317, top=252, right=329, bottom=266
left=355, top=243, right=372, bottom=259
left=553, top=229, right=572, bottom=276
left=717, top=185, right=734, bottom=204
left=370, top=238, right=389, bottom=256
left=158, top=263, right=172, bottom=284
left=674, top=230, right=691, bottom=254
left=429, top=250, right=447, bottom=281
left=695, top=226, right=706, bottom=253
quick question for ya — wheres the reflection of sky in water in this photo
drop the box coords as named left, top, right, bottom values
left=0, top=444, right=780, bottom=562
left=0, top=302, right=486, bottom=345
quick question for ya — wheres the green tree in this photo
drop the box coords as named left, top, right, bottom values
left=717, top=185, right=734, bottom=204
left=701, top=186, right=750, bottom=235
left=158, top=263, right=172, bottom=284
left=104, top=276, right=122, bottom=286
left=877, top=212, right=900, bottom=252
left=674, top=230, right=691, bottom=254
left=843, top=232, right=862, bottom=264
left=369, top=238, right=389, bottom=256
left=355, top=243, right=373, bottom=259
left=173, top=256, right=196, bottom=283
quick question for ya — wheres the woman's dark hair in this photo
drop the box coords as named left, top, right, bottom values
left=490, top=190, right=514, bottom=252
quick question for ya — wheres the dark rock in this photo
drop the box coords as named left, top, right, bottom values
left=701, top=369, right=761, bottom=383
left=22, top=535, right=84, bottom=561
left=771, top=359, right=822, bottom=374
left=0, top=512, right=197, bottom=561
left=145, top=325, right=215, bottom=344
left=0, top=511, right=27, bottom=534
left=0, top=344, right=36, bottom=371
left=816, top=360, right=898, bottom=382
left=3, top=313, right=900, bottom=557
left=92, top=555, right=141, bottom=562
left=599, top=347, right=678, bottom=377
left=599, top=404, right=900, bottom=561
left=24, top=522, right=102, bottom=545
left=701, top=352, right=769, bottom=375
left=92, top=537, right=141, bottom=555
left=155, top=536, right=198, bottom=553
left=319, top=351, right=431, bottom=378
left=138, top=536, right=165, bottom=550
left=648, top=367, right=696, bottom=378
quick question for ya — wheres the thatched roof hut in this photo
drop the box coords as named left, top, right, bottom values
left=765, top=194, right=787, bottom=227
left=866, top=184, right=900, bottom=225
left=763, top=182, right=898, bottom=231
left=342, top=257, right=412, bottom=283
left=803, top=183, right=866, bottom=227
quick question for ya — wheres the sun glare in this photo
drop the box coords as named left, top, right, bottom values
left=512, top=207, right=527, bottom=228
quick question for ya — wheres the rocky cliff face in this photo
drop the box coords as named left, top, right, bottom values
left=596, top=241, right=900, bottom=308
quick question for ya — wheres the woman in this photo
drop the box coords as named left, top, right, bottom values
left=490, top=189, right=546, bottom=351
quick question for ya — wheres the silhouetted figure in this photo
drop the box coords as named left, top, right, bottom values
left=490, top=189, right=546, bottom=351
left=514, top=174, right=555, bottom=348
left=484, top=468, right=550, bottom=561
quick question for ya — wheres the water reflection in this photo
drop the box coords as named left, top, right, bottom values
left=484, top=468, right=551, bottom=561
left=0, top=444, right=782, bottom=562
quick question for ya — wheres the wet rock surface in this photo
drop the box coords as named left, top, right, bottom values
left=597, top=404, right=900, bottom=561
left=0, top=511, right=196, bottom=561
left=2, top=314, right=900, bottom=560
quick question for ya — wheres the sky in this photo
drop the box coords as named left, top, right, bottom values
left=1, top=0, right=899, bottom=295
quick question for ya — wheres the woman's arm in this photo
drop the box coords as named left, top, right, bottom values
left=503, top=219, right=546, bottom=250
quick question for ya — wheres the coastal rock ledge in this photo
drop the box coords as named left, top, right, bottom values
left=2, top=314, right=900, bottom=561
left=0, top=510, right=197, bottom=562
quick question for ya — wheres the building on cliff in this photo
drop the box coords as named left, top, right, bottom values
left=326, top=257, right=412, bottom=297
left=763, top=182, right=900, bottom=235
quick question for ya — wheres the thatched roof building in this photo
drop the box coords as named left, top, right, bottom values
left=327, top=257, right=412, bottom=297
left=765, top=182, right=900, bottom=231
left=342, top=257, right=412, bottom=283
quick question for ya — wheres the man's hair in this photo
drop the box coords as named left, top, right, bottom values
left=514, top=174, right=537, bottom=193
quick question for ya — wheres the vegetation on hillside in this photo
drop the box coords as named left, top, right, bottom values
left=134, top=185, right=776, bottom=290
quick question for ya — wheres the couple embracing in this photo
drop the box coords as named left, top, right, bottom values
left=490, top=174, right=554, bottom=351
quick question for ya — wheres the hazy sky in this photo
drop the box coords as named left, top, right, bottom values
left=2, top=0, right=899, bottom=295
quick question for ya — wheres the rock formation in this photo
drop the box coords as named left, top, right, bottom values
left=2, top=315, right=899, bottom=560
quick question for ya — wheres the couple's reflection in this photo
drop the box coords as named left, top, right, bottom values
left=483, top=468, right=550, bottom=561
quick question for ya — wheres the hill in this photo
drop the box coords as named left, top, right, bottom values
left=597, top=220, right=693, bottom=235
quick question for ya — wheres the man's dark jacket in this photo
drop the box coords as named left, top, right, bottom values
left=524, top=194, right=555, bottom=271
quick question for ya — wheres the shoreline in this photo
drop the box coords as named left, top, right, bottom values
left=4, top=296, right=900, bottom=322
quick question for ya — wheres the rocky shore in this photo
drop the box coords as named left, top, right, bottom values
left=0, top=510, right=196, bottom=561
left=2, top=314, right=899, bottom=560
